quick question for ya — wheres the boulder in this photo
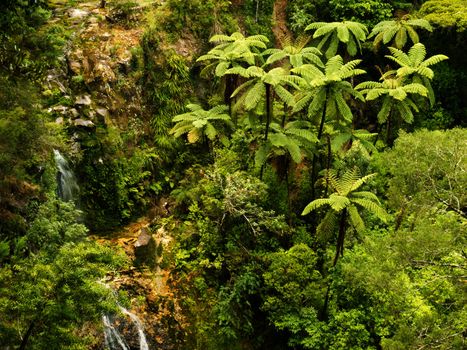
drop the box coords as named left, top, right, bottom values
left=75, top=94, right=92, bottom=106
left=68, top=8, right=89, bottom=19
left=134, top=227, right=157, bottom=268
left=73, top=118, right=95, bottom=128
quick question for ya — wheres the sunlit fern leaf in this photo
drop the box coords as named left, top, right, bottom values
left=352, top=191, right=381, bottom=204
left=293, top=91, right=313, bottom=113
left=325, top=55, right=344, bottom=76
left=316, top=211, right=338, bottom=242
left=348, top=173, right=377, bottom=194
left=285, top=139, right=302, bottom=163
left=351, top=198, right=388, bottom=222
left=307, top=88, right=327, bottom=117
left=334, top=93, right=353, bottom=123
left=377, top=97, right=392, bottom=123
left=265, top=51, right=287, bottom=65
left=347, top=205, right=365, bottom=233
left=205, top=123, right=217, bottom=140
left=286, top=128, right=317, bottom=143
left=395, top=27, right=408, bottom=49
left=274, top=85, right=295, bottom=107
left=187, top=128, right=201, bottom=143
left=337, top=25, right=350, bottom=43
left=231, top=79, right=254, bottom=98
left=244, top=81, right=266, bottom=111
left=170, top=124, right=192, bottom=138
left=329, top=194, right=351, bottom=211
left=302, top=198, right=335, bottom=215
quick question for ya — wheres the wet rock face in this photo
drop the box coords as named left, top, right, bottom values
left=134, top=227, right=157, bottom=268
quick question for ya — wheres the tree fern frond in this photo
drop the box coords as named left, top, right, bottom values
left=329, top=194, right=351, bottom=212
left=351, top=198, right=388, bottom=222
left=395, top=27, right=408, bottom=49
left=275, top=85, right=295, bottom=106
left=334, top=93, right=353, bottom=123
left=377, top=96, right=392, bottom=123
left=265, top=51, right=287, bottom=65
left=325, top=55, right=344, bottom=75
left=302, top=198, right=335, bottom=215
left=348, top=205, right=365, bottom=233
left=407, top=18, right=432, bottom=31
left=187, top=128, right=201, bottom=143
left=316, top=211, right=339, bottom=242
left=204, top=123, right=217, bottom=140
left=244, top=81, right=266, bottom=111
left=348, top=173, right=377, bottom=193
left=337, top=25, right=350, bottom=43
left=231, top=80, right=254, bottom=98
left=352, top=191, right=381, bottom=204
left=408, top=43, right=426, bottom=66
left=421, top=54, right=448, bottom=67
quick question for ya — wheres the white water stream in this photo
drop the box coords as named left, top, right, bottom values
left=53, top=149, right=79, bottom=202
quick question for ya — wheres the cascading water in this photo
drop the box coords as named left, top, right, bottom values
left=53, top=149, right=79, bottom=202
left=100, top=281, right=149, bottom=350
left=103, top=305, right=149, bottom=350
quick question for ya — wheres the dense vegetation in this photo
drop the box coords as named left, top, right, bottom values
left=0, top=0, right=465, bottom=349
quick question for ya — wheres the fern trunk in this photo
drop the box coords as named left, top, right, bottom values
left=333, top=208, right=347, bottom=266
left=264, top=83, right=272, bottom=141
left=311, top=88, right=328, bottom=200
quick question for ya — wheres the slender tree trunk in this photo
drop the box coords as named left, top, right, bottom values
left=19, top=320, right=36, bottom=350
left=333, top=209, right=347, bottom=266
left=260, top=84, right=272, bottom=180
left=317, top=95, right=327, bottom=141
left=311, top=93, right=327, bottom=200
left=321, top=281, right=331, bottom=321
left=324, top=134, right=332, bottom=197
left=321, top=209, right=347, bottom=320
left=224, top=75, right=233, bottom=117
left=386, top=116, right=391, bottom=145
left=285, top=156, right=292, bottom=225
left=264, top=83, right=272, bottom=141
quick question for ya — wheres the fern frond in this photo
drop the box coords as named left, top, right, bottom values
left=422, top=54, right=448, bottom=67
left=334, top=93, right=353, bottom=123
left=329, top=194, right=351, bottom=212
left=244, top=81, right=266, bottom=111
left=377, top=96, right=392, bottom=123
left=348, top=205, right=365, bottom=233
left=348, top=173, right=377, bottom=193
left=352, top=191, right=381, bottom=203
left=351, top=198, right=387, bottom=222
left=265, top=51, right=287, bottom=65
left=302, top=198, right=335, bottom=215
left=337, top=24, right=350, bottom=43
left=316, top=211, right=339, bottom=242
left=407, top=18, right=432, bottom=31
left=408, top=43, right=426, bottom=66
left=395, top=27, right=408, bottom=49
left=187, top=128, right=201, bottom=143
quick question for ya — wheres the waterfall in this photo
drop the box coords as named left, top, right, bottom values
left=53, top=149, right=79, bottom=202
left=103, top=314, right=130, bottom=350
left=100, top=281, right=149, bottom=350
left=102, top=306, right=149, bottom=350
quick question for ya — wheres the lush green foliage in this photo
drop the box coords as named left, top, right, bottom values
left=1, top=1, right=465, bottom=349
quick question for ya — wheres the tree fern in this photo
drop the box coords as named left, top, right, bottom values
left=385, top=43, right=448, bottom=105
left=264, top=35, right=324, bottom=68
left=170, top=104, right=233, bottom=147
left=302, top=168, right=386, bottom=266
left=306, top=21, right=368, bottom=58
left=369, top=16, right=433, bottom=49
